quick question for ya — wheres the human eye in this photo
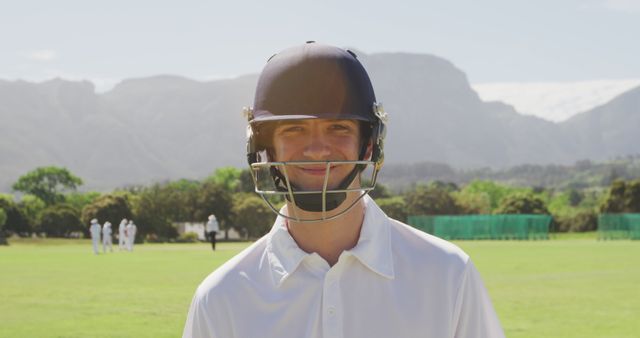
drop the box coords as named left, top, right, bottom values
left=276, top=124, right=305, bottom=134
left=328, top=121, right=354, bottom=132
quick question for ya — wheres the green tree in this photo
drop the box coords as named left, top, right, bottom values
left=238, top=168, right=256, bottom=193
left=405, top=184, right=460, bottom=216
left=600, top=180, right=626, bottom=213
left=375, top=196, right=408, bottom=221
left=38, top=204, right=83, bottom=237
left=193, top=181, right=233, bottom=237
left=623, top=180, right=640, bottom=212
left=494, top=192, right=549, bottom=215
left=0, top=197, right=31, bottom=236
left=429, top=180, right=459, bottom=193
left=365, top=180, right=392, bottom=199
left=81, top=195, right=133, bottom=227
left=12, top=167, right=83, bottom=205
left=207, top=167, right=242, bottom=192
left=17, top=195, right=47, bottom=230
left=231, top=193, right=274, bottom=238
left=555, top=210, right=598, bottom=233
left=461, top=180, right=529, bottom=211
left=452, top=190, right=491, bottom=214
left=568, top=189, right=584, bottom=207
left=164, top=179, right=200, bottom=222
left=66, top=192, right=101, bottom=212
left=0, top=209, right=7, bottom=245
left=547, top=191, right=572, bottom=216
left=133, top=184, right=177, bottom=242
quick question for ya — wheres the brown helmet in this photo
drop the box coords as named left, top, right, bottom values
left=245, top=42, right=387, bottom=221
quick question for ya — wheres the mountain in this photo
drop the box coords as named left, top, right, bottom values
left=560, top=85, right=640, bottom=161
left=358, top=52, right=572, bottom=167
left=0, top=52, right=637, bottom=191
left=0, top=75, right=255, bottom=191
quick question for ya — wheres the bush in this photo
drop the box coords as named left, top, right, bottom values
left=0, top=197, right=32, bottom=236
left=232, top=193, right=274, bottom=239
left=176, top=232, right=199, bottom=243
left=453, top=191, right=491, bottom=214
left=38, top=204, right=83, bottom=237
left=17, top=195, right=46, bottom=230
left=494, top=192, right=549, bottom=215
left=0, top=209, right=6, bottom=229
left=0, top=209, right=7, bottom=245
left=405, top=184, right=460, bottom=216
left=81, top=194, right=133, bottom=227
left=599, top=179, right=640, bottom=213
left=375, top=196, right=408, bottom=222
left=554, top=210, right=598, bottom=233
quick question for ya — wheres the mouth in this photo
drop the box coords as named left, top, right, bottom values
left=298, top=165, right=337, bottom=176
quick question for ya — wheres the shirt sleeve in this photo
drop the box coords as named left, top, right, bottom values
left=183, top=291, right=221, bottom=338
left=452, top=260, right=505, bottom=338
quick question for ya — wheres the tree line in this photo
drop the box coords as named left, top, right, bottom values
left=2, top=166, right=639, bottom=244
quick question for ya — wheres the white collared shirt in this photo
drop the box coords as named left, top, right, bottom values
left=183, top=196, right=504, bottom=338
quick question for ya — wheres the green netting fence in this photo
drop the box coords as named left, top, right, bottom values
left=408, top=214, right=552, bottom=240
left=598, top=214, right=640, bottom=240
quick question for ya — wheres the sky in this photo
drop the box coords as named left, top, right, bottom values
left=1, top=0, right=639, bottom=119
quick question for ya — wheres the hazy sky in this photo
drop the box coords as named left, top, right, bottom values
left=2, top=0, right=639, bottom=91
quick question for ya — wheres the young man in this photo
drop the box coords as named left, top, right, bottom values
left=102, top=221, right=113, bottom=253
left=126, top=220, right=137, bottom=251
left=89, top=218, right=101, bottom=255
left=118, top=218, right=128, bottom=250
left=205, top=214, right=219, bottom=251
left=183, top=42, right=504, bottom=338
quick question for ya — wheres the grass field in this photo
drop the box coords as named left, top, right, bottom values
left=1, top=235, right=639, bottom=338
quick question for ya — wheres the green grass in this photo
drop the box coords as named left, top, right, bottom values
left=456, top=239, right=640, bottom=338
left=0, top=239, right=247, bottom=338
left=1, top=237, right=639, bottom=338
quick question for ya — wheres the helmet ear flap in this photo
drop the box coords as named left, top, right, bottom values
left=371, top=102, right=387, bottom=168
left=372, top=121, right=385, bottom=163
left=246, top=126, right=258, bottom=165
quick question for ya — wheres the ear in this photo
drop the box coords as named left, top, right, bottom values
left=364, top=139, right=373, bottom=160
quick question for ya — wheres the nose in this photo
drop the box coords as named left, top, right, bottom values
left=302, top=131, right=331, bottom=160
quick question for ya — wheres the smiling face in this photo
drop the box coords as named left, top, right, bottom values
left=271, top=119, right=366, bottom=191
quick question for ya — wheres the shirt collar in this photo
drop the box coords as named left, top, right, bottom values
left=346, top=195, right=395, bottom=280
left=265, top=195, right=395, bottom=287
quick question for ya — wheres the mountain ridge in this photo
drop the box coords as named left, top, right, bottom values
left=1, top=52, right=638, bottom=191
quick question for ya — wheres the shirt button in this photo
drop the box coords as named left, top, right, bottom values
left=327, top=307, right=336, bottom=316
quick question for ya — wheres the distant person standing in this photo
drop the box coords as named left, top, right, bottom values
left=126, top=220, right=137, bottom=251
left=205, top=214, right=219, bottom=251
left=102, top=221, right=113, bottom=253
left=89, top=219, right=101, bottom=255
left=118, top=218, right=128, bottom=250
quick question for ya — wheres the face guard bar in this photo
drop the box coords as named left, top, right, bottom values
left=250, top=159, right=381, bottom=223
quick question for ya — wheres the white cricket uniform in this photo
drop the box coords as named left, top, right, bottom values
left=119, top=221, right=127, bottom=250
left=126, top=223, right=137, bottom=251
left=102, top=223, right=113, bottom=252
left=89, top=223, right=101, bottom=255
left=183, top=195, right=504, bottom=338
left=206, top=218, right=219, bottom=233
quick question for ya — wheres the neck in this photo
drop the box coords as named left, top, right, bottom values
left=286, top=193, right=366, bottom=266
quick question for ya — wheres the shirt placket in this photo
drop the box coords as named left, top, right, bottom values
left=322, top=262, right=344, bottom=338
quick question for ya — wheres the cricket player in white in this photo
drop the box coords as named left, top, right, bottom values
left=102, top=221, right=113, bottom=253
left=119, top=218, right=128, bottom=250
left=89, top=219, right=101, bottom=255
left=205, top=214, right=219, bottom=251
left=184, top=42, right=504, bottom=338
left=126, top=220, right=137, bottom=251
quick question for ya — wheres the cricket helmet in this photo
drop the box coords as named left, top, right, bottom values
left=245, top=42, right=387, bottom=222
